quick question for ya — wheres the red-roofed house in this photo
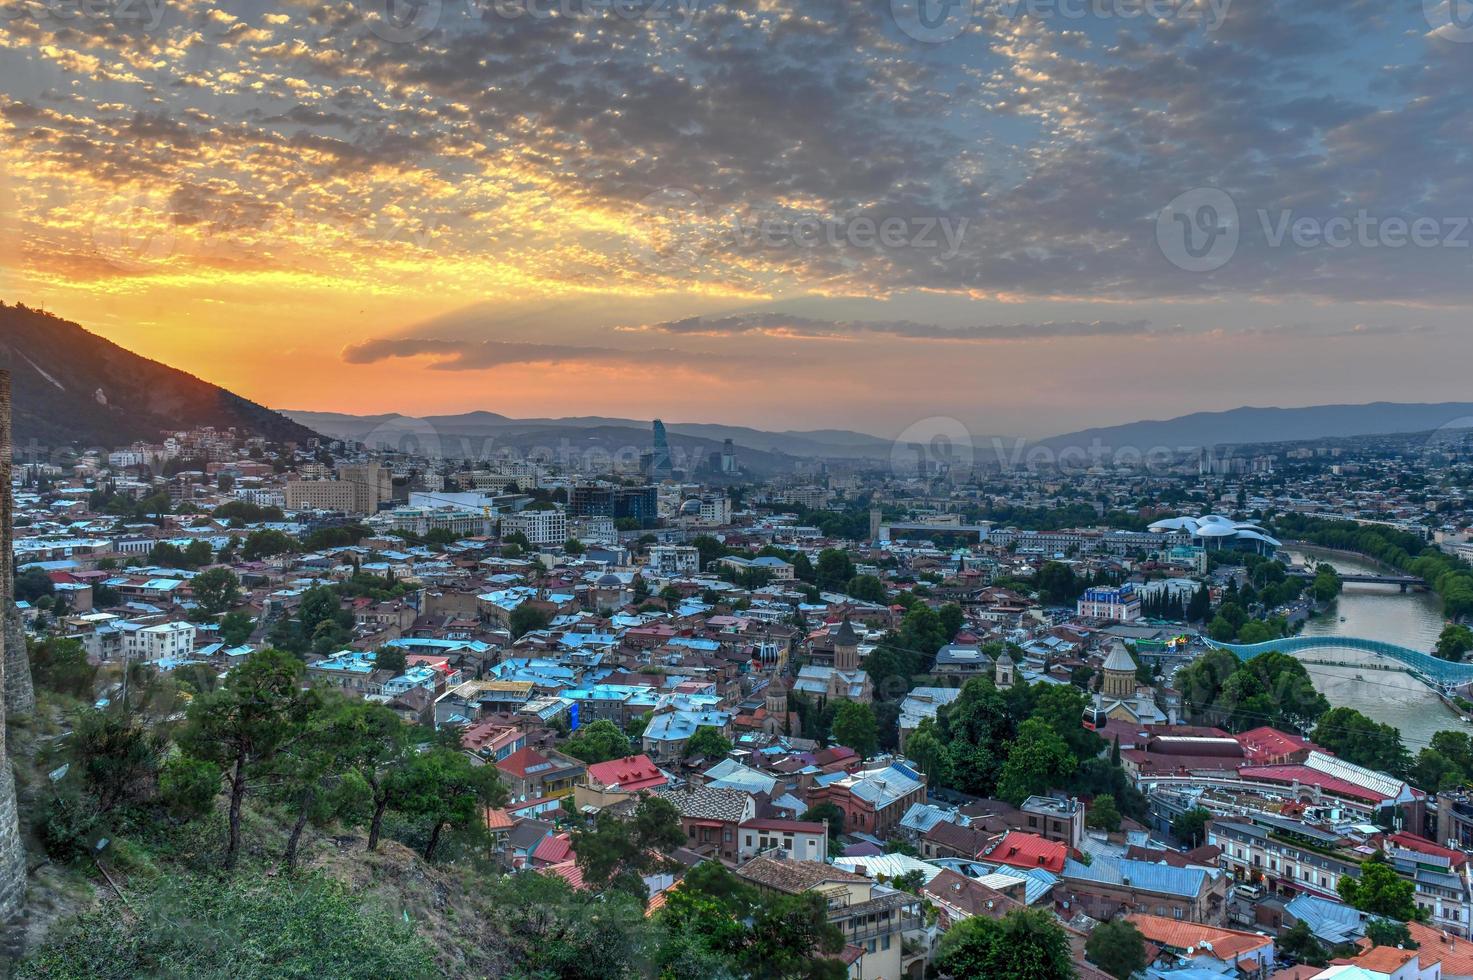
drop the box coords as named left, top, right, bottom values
left=460, top=720, right=525, bottom=762
left=982, top=831, right=1068, bottom=874
left=1234, top=726, right=1318, bottom=765
left=576, top=754, right=669, bottom=810
left=531, top=832, right=574, bottom=867
left=496, top=746, right=586, bottom=803
left=1128, top=914, right=1274, bottom=975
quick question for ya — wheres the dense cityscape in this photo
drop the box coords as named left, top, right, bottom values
left=3, top=0, right=1471, bottom=975
left=0, top=396, right=1471, bottom=977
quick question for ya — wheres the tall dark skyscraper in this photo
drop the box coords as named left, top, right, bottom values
left=643, top=419, right=673, bottom=479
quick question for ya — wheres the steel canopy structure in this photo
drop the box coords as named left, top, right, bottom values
left=1204, top=635, right=1473, bottom=690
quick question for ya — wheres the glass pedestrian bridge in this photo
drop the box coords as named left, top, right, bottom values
left=1205, top=635, right=1473, bottom=690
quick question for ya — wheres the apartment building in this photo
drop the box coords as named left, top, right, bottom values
left=501, top=508, right=569, bottom=547
left=122, top=620, right=196, bottom=663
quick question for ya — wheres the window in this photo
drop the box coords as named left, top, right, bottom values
left=882, top=936, right=891, bottom=951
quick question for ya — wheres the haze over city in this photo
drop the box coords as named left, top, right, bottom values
left=4, top=1, right=1473, bottom=435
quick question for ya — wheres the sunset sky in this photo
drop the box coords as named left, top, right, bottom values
left=3, top=0, right=1472, bottom=438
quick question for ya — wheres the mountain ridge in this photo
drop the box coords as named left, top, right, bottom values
left=0, top=303, right=320, bottom=449
left=1039, top=401, right=1473, bottom=453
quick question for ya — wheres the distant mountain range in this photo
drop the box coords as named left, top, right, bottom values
left=282, top=410, right=898, bottom=475
left=8, top=303, right=1471, bottom=461
left=0, top=304, right=318, bottom=449
left=1039, top=402, right=1473, bottom=454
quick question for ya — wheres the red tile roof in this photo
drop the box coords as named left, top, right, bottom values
left=1408, top=921, right=1473, bottom=978
left=540, top=859, right=587, bottom=890
left=531, top=832, right=573, bottom=866
left=1237, top=764, right=1390, bottom=803
left=585, top=754, right=667, bottom=793
left=1389, top=831, right=1467, bottom=865
left=497, top=746, right=552, bottom=779
left=983, top=831, right=1067, bottom=873
left=1127, top=914, right=1272, bottom=961
left=1234, top=726, right=1317, bottom=763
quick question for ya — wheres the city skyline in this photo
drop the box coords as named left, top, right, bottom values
left=3, top=2, right=1472, bottom=436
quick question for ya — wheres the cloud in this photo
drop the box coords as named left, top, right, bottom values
left=340, top=336, right=698, bottom=371
left=621, top=313, right=1158, bottom=342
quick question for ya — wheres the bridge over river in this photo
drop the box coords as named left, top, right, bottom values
left=1286, top=569, right=1427, bottom=591
left=1204, top=635, right=1473, bottom=693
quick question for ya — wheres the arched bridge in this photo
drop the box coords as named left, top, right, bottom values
left=1204, top=635, right=1473, bottom=690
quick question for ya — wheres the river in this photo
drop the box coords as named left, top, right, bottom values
left=1283, top=545, right=1459, bottom=749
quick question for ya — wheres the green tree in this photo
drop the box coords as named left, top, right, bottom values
left=845, top=574, right=886, bottom=603
left=996, top=718, right=1076, bottom=806
left=388, top=747, right=508, bottom=860
left=1035, top=562, right=1080, bottom=606
left=509, top=602, right=554, bottom=638
left=149, top=542, right=190, bottom=568
left=68, top=706, right=169, bottom=816
left=374, top=645, right=408, bottom=676
left=1085, top=794, right=1121, bottom=833
left=1172, top=807, right=1211, bottom=848
left=1436, top=623, right=1473, bottom=662
left=29, top=636, right=98, bottom=699
left=183, top=539, right=214, bottom=568
left=1366, top=918, right=1417, bottom=949
left=1086, top=918, right=1147, bottom=979
left=192, top=566, right=242, bottom=615
left=904, top=720, right=950, bottom=784
left=219, top=610, right=257, bottom=647
left=1031, top=683, right=1102, bottom=759
left=16, top=566, right=55, bottom=603
left=1312, top=707, right=1409, bottom=775
left=683, top=726, right=732, bottom=760
left=1278, top=919, right=1328, bottom=966
left=565, top=720, right=633, bottom=764
left=936, top=907, right=1076, bottom=980
left=334, top=701, right=415, bottom=852
left=242, top=529, right=298, bottom=562
left=831, top=701, right=879, bottom=758
left=176, top=649, right=318, bottom=869
left=159, top=754, right=221, bottom=821
left=814, top=549, right=855, bottom=592
left=1339, top=855, right=1423, bottom=921
left=573, top=793, right=684, bottom=898
left=657, top=861, right=845, bottom=980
